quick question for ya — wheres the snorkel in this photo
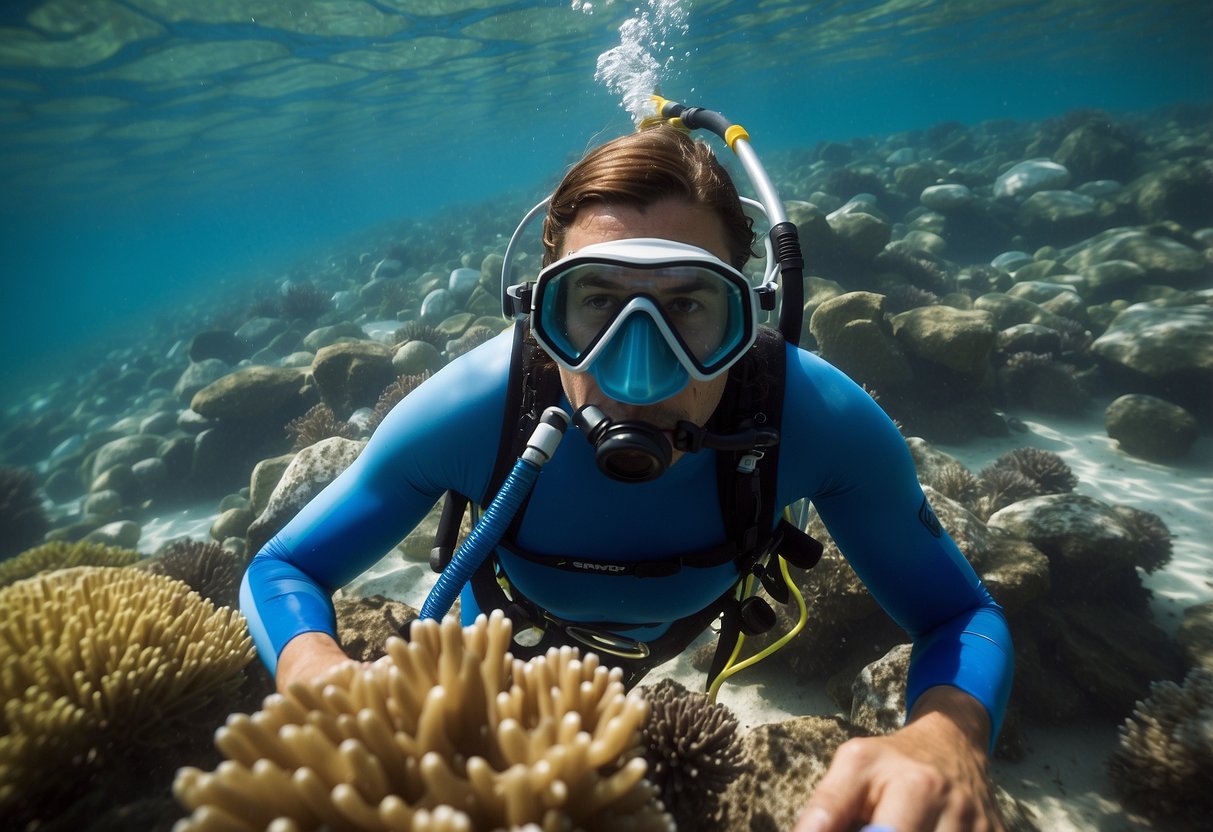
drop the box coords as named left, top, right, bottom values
left=502, top=97, right=801, bottom=482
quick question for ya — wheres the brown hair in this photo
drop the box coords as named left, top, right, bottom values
left=541, top=125, right=755, bottom=270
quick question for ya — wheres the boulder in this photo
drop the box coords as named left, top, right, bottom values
left=994, top=159, right=1071, bottom=199
left=245, top=437, right=366, bottom=555
left=850, top=643, right=911, bottom=736
left=920, top=184, right=973, bottom=212
left=172, top=358, right=229, bottom=404
left=235, top=317, right=288, bottom=351
left=188, top=330, right=248, bottom=365
left=334, top=594, right=419, bottom=662
left=248, top=453, right=296, bottom=517
left=190, top=366, right=312, bottom=423
left=392, top=339, right=445, bottom=376
left=311, top=341, right=396, bottom=418
left=891, top=305, right=996, bottom=381
left=89, top=433, right=164, bottom=482
left=808, top=292, right=914, bottom=392
left=1063, top=228, right=1206, bottom=285
left=420, top=288, right=456, bottom=324
left=1091, top=303, right=1213, bottom=381
left=1177, top=601, right=1213, bottom=672
left=828, top=210, right=891, bottom=261
left=1053, top=124, right=1134, bottom=182
left=1104, top=394, right=1199, bottom=461
left=302, top=322, right=366, bottom=353
left=1017, top=190, right=1098, bottom=238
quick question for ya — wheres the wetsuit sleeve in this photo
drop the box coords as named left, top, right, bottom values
left=240, top=332, right=511, bottom=674
left=781, top=346, right=1013, bottom=747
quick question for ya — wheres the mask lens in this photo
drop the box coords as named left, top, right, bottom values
left=536, top=261, right=749, bottom=373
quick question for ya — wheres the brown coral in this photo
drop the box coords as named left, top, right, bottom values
left=446, top=325, right=498, bottom=359
left=143, top=538, right=249, bottom=609
left=1107, top=668, right=1213, bottom=822
left=1113, top=505, right=1173, bottom=574
left=984, top=446, right=1078, bottom=496
left=174, top=611, right=672, bottom=832
left=0, top=567, right=253, bottom=820
left=0, top=539, right=139, bottom=589
left=365, top=371, right=432, bottom=435
left=640, top=678, right=745, bottom=831
left=974, top=466, right=1041, bottom=521
left=286, top=403, right=359, bottom=451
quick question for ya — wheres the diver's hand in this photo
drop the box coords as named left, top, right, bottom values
left=794, top=686, right=1002, bottom=832
left=274, top=631, right=358, bottom=694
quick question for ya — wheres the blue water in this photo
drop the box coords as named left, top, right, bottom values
left=1, top=0, right=1210, bottom=399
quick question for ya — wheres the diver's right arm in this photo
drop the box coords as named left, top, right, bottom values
left=239, top=332, right=512, bottom=682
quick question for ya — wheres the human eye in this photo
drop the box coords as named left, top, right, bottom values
left=665, top=296, right=703, bottom=317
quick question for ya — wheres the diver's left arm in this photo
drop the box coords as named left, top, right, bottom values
left=780, top=348, right=1011, bottom=830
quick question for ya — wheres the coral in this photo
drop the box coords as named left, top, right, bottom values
left=0, top=567, right=253, bottom=820
left=986, top=446, right=1078, bottom=495
left=0, top=464, right=50, bottom=559
left=0, top=540, right=139, bottom=589
left=281, top=282, right=331, bottom=321
left=639, top=679, right=745, bottom=831
left=1113, top=505, right=1173, bottom=574
left=873, top=247, right=953, bottom=296
left=174, top=611, right=672, bottom=832
left=930, top=461, right=982, bottom=510
left=394, top=320, right=445, bottom=348
left=997, top=351, right=1089, bottom=415
left=374, top=280, right=413, bottom=320
left=245, top=294, right=281, bottom=319
left=365, top=371, right=432, bottom=435
left=447, top=325, right=497, bottom=359
left=286, top=402, right=359, bottom=451
left=1107, top=668, right=1213, bottom=823
left=143, top=538, right=248, bottom=609
left=974, top=466, right=1040, bottom=521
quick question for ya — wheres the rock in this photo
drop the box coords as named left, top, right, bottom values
left=1177, top=601, right=1213, bottom=672
left=1091, top=301, right=1213, bottom=413
left=994, top=159, right=1071, bottom=199
left=188, top=330, right=248, bottom=365
left=991, top=250, right=1033, bottom=274
left=235, top=317, right=288, bottom=351
left=987, top=493, right=1143, bottom=606
left=359, top=276, right=401, bottom=304
left=172, top=358, right=229, bottom=404
left=828, top=210, right=891, bottom=261
left=218, top=493, right=250, bottom=512
left=895, top=163, right=940, bottom=198
left=190, top=366, right=312, bottom=423
left=83, top=519, right=140, bottom=548
left=311, top=341, right=396, bottom=418
left=1053, top=124, right=1133, bottom=182
left=481, top=252, right=507, bottom=290
left=332, top=290, right=359, bottom=314
left=890, top=305, right=996, bottom=381
left=1079, top=259, right=1149, bottom=301
left=370, top=257, right=403, bottom=279
left=1063, top=228, right=1207, bottom=284
left=248, top=453, right=296, bottom=517
left=245, top=437, right=366, bottom=554
left=973, top=292, right=1080, bottom=333
left=334, top=594, right=419, bottom=662
left=977, top=534, right=1052, bottom=615
left=1133, top=158, right=1213, bottom=227
left=83, top=488, right=123, bottom=519
left=1105, top=394, right=1199, bottom=461
left=995, top=323, right=1062, bottom=357
left=176, top=408, right=212, bottom=434
left=900, top=229, right=947, bottom=255
left=420, top=288, right=456, bottom=324
left=302, top=322, right=366, bottom=353
left=448, top=267, right=480, bottom=298
left=1018, top=190, right=1098, bottom=236
left=130, top=457, right=168, bottom=493
left=808, top=292, right=914, bottom=392
left=138, top=411, right=178, bottom=437
left=920, top=183, right=973, bottom=212
left=44, top=468, right=83, bottom=502
left=89, top=434, right=163, bottom=481
left=210, top=507, right=255, bottom=542
left=392, top=340, right=445, bottom=376
left=850, top=643, right=911, bottom=735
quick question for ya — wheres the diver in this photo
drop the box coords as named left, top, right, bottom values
left=242, top=100, right=1013, bottom=832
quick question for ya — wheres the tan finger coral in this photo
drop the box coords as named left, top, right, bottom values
left=174, top=611, right=674, bottom=831
left=0, top=539, right=140, bottom=588
left=0, top=566, right=254, bottom=820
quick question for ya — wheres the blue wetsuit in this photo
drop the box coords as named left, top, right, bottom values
left=242, top=329, right=1013, bottom=740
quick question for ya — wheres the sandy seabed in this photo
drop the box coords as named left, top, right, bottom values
left=140, top=400, right=1211, bottom=830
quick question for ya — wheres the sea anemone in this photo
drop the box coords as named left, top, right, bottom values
left=997, top=352, right=1089, bottom=415
left=285, top=403, right=358, bottom=451
left=873, top=247, right=953, bottom=296
left=882, top=284, right=939, bottom=315
left=640, top=678, right=745, bottom=831
left=974, top=466, right=1042, bottom=521
left=446, top=325, right=497, bottom=359
left=0, top=540, right=139, bottom=589
left=931, top=462, right=982, bottom=510
left=1113, top=505, right=1173, bottom=574
left=394, top=320, right=445, bottom=348
left=365, top=372, right=432, bottom=435
left=143, top=538, right=248, bottom=609
left=174, top=612, right=672, bottom=831
left=280, top=283, right=331, bottom=322
left=245, top=295, right=281, bottom=319
left=0, top=465, right=49, bottom=560
left=1107, top=668, right=1213, bottom=823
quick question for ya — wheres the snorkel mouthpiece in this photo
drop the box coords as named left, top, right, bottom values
left=589, top=313, right=690, bottom=406
left=574, top=404, right=672, bottom=483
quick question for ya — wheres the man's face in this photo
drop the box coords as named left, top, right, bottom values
left=557, top=197, right=732, bottom=465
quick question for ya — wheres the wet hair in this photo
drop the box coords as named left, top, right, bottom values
left=541, top=125, right=755, bottom=270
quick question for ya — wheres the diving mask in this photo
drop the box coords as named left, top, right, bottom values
left=529, top=238, right=763, bottom=405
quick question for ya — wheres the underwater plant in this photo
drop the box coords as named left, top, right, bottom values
left=0, top=540, right=139, bottom=589
left=1113, top=505, right=1173, bottom=574
left=0, top=465, right=50, bottom=560
left=174, top=611, right=672, bottom=831
left=365, top=371, right=432, bottom=435
left=930, top=462, right=982, bottom=511
left=985, top=446, right=1078, bottom=495
left=1107, top=668, right=1213, bottom=823
left=285, top=402, right=359, bottom=451
left=974, top=466, right=1041, bottom=521
left=640, top=678, right=745, bottom=832
left=393, top=320, right=445, bottom=348
left=143, top=537, right=248, bottom=609
left=0, top=566, right=253, bottom=823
